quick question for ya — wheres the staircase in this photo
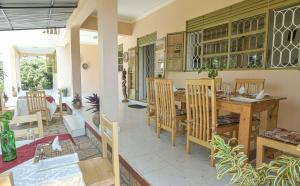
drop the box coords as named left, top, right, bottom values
left=63, top=108, right=86, bottom=137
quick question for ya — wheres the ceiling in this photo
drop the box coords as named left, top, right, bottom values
left=118, top=0, right=174, bottom=22
left=0, top=0, right=78, bottom=31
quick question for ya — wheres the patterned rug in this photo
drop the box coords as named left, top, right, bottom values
left=12, top=113, right=130, bottom=186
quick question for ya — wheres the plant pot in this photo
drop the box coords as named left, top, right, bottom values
left=73, top=102, right=82, bottom=109
left=62, top=89, right=68, bottom=97
left=92, top=112, right=100, bottom=127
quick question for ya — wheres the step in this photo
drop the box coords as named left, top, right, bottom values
left=63, top=115, right=86, bottom=137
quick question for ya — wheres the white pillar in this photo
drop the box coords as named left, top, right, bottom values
left=2, top=47, right=13, bottom=96
left=97, top=0, right=118, bottom=121
left=70, top=27, right=82, bottom=96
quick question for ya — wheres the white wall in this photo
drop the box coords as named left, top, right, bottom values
left=80, top=44, right=100, bottom=95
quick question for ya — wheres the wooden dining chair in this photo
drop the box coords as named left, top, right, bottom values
left=234, top=78, right=265, bottom=149
left=200, top=78, right=223, bottom=91
left=146, top=77, right=156, bottom=125
left=256, top=128, right=300, bottom=167
left=185, top=79, right=239, bottom=166
left=0, top=172, right=14, bottom=186
left=79, top=114, right=120, bottom=186
left=10, top=112, right=43, bottom=139
left=154, top=79, right=186, bottom=146
left=26, top=91, right=49, bottom=125
left=58, top=89, right=63, bottom=118
left=234, top=79, right=265, bottom=94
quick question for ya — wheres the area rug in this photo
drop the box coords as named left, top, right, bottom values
left=128, top=104, right=146, bottom=109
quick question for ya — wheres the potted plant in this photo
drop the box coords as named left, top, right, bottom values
left=72, top=94, right=82, bottom=109
left=198, top=58, right=223, bottom=79
left=86, top=94, right=100, bottom=126
left=210, top=135, right=300, bottom=186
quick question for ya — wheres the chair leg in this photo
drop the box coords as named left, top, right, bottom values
left=157, top=125, right=160, bottom=138
left=186, top=139, right=191, bottom=154
left=172, top=130, right=176, bottom=146
left=256, top=137, right=265, bottom=167
left=147, top=116, right=150, bottom=126
left=210, top=148, right=216, bottom=167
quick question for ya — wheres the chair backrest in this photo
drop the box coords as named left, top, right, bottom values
left=146, top=77, right=156, bottom=106
left=200, top=78, right=222, bottom=91
left=58, top=89, right=63, bottom=116
left=234, top=79, right=265, bottom=94
left=0, top=172, right=14, bottom=186
left=26, top=91, right=47, bottom=113
left=10, top=112, right=43, bottom=138
left=100, top=114, right=120, bottom=186
left=154, top=79, right=176, bottom=130
left=186, top=79, right=217, bottom=146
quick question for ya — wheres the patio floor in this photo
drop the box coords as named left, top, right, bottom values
left=117, top=102, right=229, bottom=186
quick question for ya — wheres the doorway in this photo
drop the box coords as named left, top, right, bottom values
left=138, top=44, right=155, bottom=101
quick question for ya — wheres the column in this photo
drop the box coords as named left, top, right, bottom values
left=97, top=0, right=119, bottom=121
left=70, top=27, right=82, bottom=96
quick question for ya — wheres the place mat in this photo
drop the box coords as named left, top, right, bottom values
left=0, top=133, right=74, bottom=174
left=230, top=97, right=259, bottom=103
left=33, top=139, right=75, bottom=163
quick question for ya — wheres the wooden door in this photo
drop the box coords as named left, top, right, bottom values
left=128, top=47, right=138, bottom=100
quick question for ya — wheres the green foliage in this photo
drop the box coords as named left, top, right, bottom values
left=0, top=111, right=13, bottom=123
left=210, top=135, right=300, bottom=186
left=198, top=58, right=222, bottom=79
left=20, top=56, right=53, bottom=90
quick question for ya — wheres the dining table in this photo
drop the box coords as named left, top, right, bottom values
left=0, top=134, right=85, bottom=186
left=14, top=95, right=57, bottom=121
left=174, top=90, right=287, bottom=158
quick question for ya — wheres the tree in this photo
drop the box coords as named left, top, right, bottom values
left=20, top=56, right=53, bottom=90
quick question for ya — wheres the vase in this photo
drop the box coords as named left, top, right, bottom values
left=1, top=120, right=17, bottom=162
left=73, top=102, right=82, bottom=109
left=92, top=112, right=100, bottom=127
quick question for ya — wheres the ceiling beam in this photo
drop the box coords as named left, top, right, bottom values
left=0, top=5, right=77, bottom=9
left=81, top=16, right=133, bottom=36
left=47, top=0, right=55, bottom=28
left=1, top=9, right=13, bottom=30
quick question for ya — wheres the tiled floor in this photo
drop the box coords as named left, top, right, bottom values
left=13, top=101, right=229, bottom=186
left=117, top=102, right=229, bottom=186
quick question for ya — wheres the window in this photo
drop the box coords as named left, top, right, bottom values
left=20, top=55, right=54, bottom=90
left=186, top=15, right=267, bottom=71
left=187, top=31, right=202, bottom=70
left=118, top=44, right=123, bottom=72
left=270, top=4, right=300, bottom=68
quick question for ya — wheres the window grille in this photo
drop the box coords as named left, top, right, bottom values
left=271, top=4, right=300, bottom=68
left=187, top=31, right=202, bottom=70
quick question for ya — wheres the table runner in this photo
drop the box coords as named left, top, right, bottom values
left=0, top=133, right=74, bottom=173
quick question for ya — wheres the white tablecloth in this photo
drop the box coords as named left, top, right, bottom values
left=2, top=140, right=85, bottom=186
left=14, top=97, right=57, bottom=120
left=7, top=156, right=85, bottom=186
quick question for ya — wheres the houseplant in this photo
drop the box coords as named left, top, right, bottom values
left=198, top=58, right=223, bottom=79
left=72, top=94, right=82, bottom=109
left=86, top=94, right=100, bottom=126
left=210, top=135, right=300, bottom=186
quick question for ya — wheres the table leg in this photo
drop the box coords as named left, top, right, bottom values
left=238, top=106, right=253, bottom=157
left=266, top=101, right=279, bottom=131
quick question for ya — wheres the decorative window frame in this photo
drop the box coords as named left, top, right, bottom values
left=185, top=0, right=300, bottom=71
left=270, top=4, right=300, bottom=69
